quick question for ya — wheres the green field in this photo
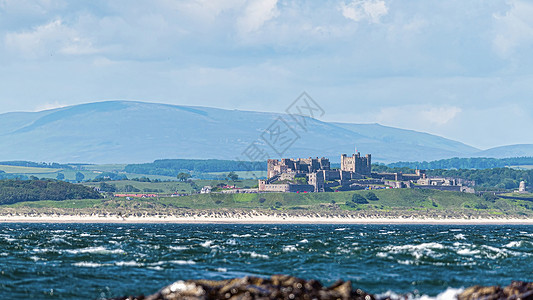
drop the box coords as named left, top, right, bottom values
left=0, top=165, right=62, bottom=174
left=207, top=171, right=267, bottom=179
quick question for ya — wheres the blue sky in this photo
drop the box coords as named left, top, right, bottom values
left=0, top=0, right=532, bottom=150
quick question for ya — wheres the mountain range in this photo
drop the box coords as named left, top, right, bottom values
left=0, top=100, right=531, bottom=164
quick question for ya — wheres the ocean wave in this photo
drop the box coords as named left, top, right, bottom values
left=115, top=261, right=142, bottom=267
left=456, top=248, right=480, bottom=256
left=383, top=243, right=445, bottom=260
left=231, top=234, right=252, bottom=238
left=454, top=234, right=466, bottom=240
left=283, top=245, right=297, bottom=252
left=241, top=251, right=269, bottom=259
left=65, top=246, right=125, bottom=255
left=170, top=245, right=189, bottom=250
left=73, top=262, right=111, bottom=268
left=504, top=241, right=523, bottom=248
left=420, top=287, right=464, bottom=300
left=200, top=240, right=213, bottom=248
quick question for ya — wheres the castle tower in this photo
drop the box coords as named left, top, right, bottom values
left=340, top=151, right=371, bottom=176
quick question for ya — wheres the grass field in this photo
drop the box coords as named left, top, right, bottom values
left=509, top=165, right=533, bottom=170
left=0, top=165, right=62, bottom=174
left=207, top=171, right=267, bottom=179
left=4, top=189, right=532, bottom=218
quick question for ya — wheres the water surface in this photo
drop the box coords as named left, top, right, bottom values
left=1, top=223, right=532, bottom=299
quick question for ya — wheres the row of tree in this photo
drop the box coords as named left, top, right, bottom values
left=0, top=161, right=73, bottom=169
left=124, top=159, right=265, bottom=176
left=387, top=157, right=533, bottom=170
left=0, top=179, right=103, bottom=205
left=373, top=165, right=532, bottom=190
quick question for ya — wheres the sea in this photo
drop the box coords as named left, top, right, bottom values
left=1, top=223, right=532, bottom=299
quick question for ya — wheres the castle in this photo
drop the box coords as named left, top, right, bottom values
left=258, top=151, right=473, bottom=193
left=259, top=152, right=372, bottom=192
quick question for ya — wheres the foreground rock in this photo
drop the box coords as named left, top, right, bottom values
left=109, top=275, right=533, bottom=300
left=110, top=275, right=374, bottom=300
left=457, top=281, right=533, bottom=300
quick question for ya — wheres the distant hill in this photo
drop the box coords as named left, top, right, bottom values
left=0, top=100, right=527, bottom=164
left=473, top=144, right=533, bottom=158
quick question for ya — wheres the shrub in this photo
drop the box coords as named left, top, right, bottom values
left=351, top=194, right=369, bottom=204
left=366, top=192, right=379, bottom=201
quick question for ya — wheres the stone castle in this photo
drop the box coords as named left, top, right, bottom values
left=258, top=151, right=474, bottom=193
left=259, top=152, right=373, bottom=193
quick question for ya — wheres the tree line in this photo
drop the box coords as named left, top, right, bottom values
left=124, top=159, right=266, bottom=176
left=387, top=157, right=533, bottom=170
left=0, top=179, right=103, bottom=205
left=373, top=165, right=532, bottom=190
left=0, top=160, right=73, bottom=169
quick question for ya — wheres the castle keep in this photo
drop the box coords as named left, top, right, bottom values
left=259, top=152, right=373, bottom=193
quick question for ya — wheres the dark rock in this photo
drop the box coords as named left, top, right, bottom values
left=109, top=277, right=533, bottom=300
left=457, top=281, right=533, bottom=300
left=108, top=275, right=374, bottom=300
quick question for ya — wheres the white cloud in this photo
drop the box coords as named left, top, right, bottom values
left=4, top=19, right=99, bottom=58
left=237, top=0, right=279, bottom=34
left=419, top=106, right=462, bottom=125
left=492, top=0, right=533, bottom=57
left=340, top=0, right=388, bottom=23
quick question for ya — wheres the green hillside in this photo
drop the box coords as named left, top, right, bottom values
left=3, top=189, right=532, bottom=218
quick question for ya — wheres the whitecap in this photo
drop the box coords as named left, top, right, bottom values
left=115, top=261, right=142, bottom=267
left=241, top=251, right=269, bottom=259
left=283, top=245, right=297, bottom=252
left=150, top=260, right=196, bottom=266
left=420, top=287, right=464, bottom=300
left=169, top=260, right=196, bottom=265
left=504, top=241, right=522, bottom=248
left=457, top=248, right=480, bottom=256
left=383, top=243, right=445, bottom=260
left=231, top=234, right=252, bottom=238
left=454, top=234, right=466, bottom=240
left=73, top=262, right=110, bottom=268
left=170, top=246, right=188, bottom=251
left=216, top=268, right=227, bottom=272
left=65, top=246, right=125, bottom=255
left=200, top=240, right=213, bottom=248
left=299, top=239, right=309, bottom=244
left=335, top=228, right=348, bottom=231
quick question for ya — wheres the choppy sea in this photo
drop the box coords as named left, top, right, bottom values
left=1, top=223, right=532, bottom=299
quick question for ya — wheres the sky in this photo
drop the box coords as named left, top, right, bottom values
left=0, top=0, right=532, bottom=150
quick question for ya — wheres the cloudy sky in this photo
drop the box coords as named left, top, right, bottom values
left=0, top=0, right=532, bottom=150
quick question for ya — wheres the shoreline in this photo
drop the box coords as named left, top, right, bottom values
left=2, top=214, right=533, bottom=225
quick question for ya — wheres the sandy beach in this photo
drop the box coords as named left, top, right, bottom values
left=2, top=213, right=533, bottom=225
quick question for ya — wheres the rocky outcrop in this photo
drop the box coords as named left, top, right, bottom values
left=109, top=276, right=533, bottom=300
left=109, top=275, right=374, bottom=300
left=457, top=281, right=533, bottom=300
